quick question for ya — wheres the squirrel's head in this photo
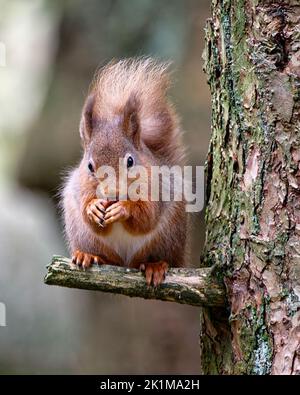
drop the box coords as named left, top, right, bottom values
left=78, top=57, right=185, bottom=200
left=79, top=92, right=151, bottom=199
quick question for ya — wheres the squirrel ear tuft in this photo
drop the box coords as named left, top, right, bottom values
left=123, top=94, right=140, bottom=149
left=80, top=93, right=95, bottom=146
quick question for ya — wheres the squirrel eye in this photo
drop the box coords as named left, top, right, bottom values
left=126, top=155, right=134, bottom=168
left=88, top=162, right=94, bottom=173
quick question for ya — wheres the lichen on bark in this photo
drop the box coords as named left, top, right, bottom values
left=202, top=0, right=300, bottom=374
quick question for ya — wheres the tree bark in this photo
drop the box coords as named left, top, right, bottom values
left=201, top=0, right=300, bottom=374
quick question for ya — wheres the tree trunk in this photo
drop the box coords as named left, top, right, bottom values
left=201, top=0, right=300, bottom=374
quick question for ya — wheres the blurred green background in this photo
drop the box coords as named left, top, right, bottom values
left=0, top=0, right=211, bottom=374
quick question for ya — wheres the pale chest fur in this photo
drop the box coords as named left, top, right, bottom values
left=99, top=222, right=153, bottom=265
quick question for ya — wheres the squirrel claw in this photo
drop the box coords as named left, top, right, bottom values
left=104, top=201, right=130, bottom=225
left=86, top=199, right=106, bottom=226
left=139, top=261, right=168, bottom=287
left=98, top=219, right=105, bottom=228
left=71, top=250, right=105, bottom=269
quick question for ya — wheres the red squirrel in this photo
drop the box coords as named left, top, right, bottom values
left=62, top=58, right=188, bottom=286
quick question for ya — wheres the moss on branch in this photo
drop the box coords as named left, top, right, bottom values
left=44, top=256, right=226, bottom=307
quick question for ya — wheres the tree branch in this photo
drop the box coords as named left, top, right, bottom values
left=44, top=256, right=226, bottom=307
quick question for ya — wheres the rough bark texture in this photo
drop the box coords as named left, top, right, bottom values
left=202, top=0, right=300, bottom=374
left=45, top=256, right=225, bottom=307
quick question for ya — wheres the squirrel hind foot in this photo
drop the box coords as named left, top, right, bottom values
left=71, top=250, right=106, bottom=269
left=139, top=261, right=168, bottom=287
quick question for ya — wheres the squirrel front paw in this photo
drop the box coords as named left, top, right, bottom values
left=104, top=201, right=130, bottom=225
left=86, top=199, right=106, bottom=228
left=71, top=250, right=106, bottom=269
left=139, top=261, right=169, bottom=287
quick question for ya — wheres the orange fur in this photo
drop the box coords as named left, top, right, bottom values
left=62, top=57, right=188, bottom=285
